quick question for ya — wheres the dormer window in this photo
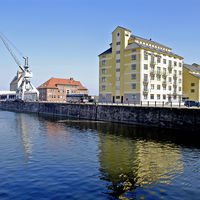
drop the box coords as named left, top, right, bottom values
left=117, top=32, right=120, bottom=37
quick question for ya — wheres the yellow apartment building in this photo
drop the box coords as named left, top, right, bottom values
left=98, top=26, right=183, bottom=103
left=183, top=63, right=200, bottom=101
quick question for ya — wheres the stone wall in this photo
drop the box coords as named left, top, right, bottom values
left=0, top=101, right=200, bottom=131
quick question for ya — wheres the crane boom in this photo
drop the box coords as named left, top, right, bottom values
left=0, top=33, right=24, bottom=71
left=0, top=33, right=39, bottom=101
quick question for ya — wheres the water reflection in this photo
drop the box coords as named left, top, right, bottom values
left=13, top=114, right=200, bottom=199
left=16, top=113, right=33, bottom=159
left=46, top=118, right=198, bottom=200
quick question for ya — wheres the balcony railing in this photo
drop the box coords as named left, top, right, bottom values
left=150, top=70, right=155, bottom=74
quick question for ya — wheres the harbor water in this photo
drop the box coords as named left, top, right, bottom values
left=0, top=110, right=200, bottom=200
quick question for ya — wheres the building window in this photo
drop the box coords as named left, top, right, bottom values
left=132, top=74, right=136, bottom=80
left=132, top=83, right=136, bottom=89
left=151, top=84, right=154, bottom=90
left=157, top=94, right=160, bottom=100
left=174, top=61, right=177, bottom=66
left=144, top=74, right=148, bottom=81
left=157, top=67, right=161, bottom=74
left=163, top=59, right=166, bottom=64
left=163, top=68, right=166, bottom=74
left=163, top=95, right=166, bottom=100
left=102, top=69, right=106, bottom=74
left=102, top=85, right=106, bottom=91
left=102, top=60, right=106, bottom=65
left=116, top=42, right=120, bottom=45
left=191, top=83, right=195, bottom=86
left=67, top=90, right=70, bottom=94
left=169, top=60, right=172, bottom=66
left=163, top=85, right=166, bottom=90
left=116, top=96, right=120, bottom=99
left=144, top=64, right=148, bottom=70
left=179, top=63, right=182, bottom=67
left=179, top=87, right=181, bottom=91
left=191, top=89, right=195, bottom=93
left=102, top=77, right=106, bottom=82
left=150, top=75, right=154, bottom=80
left=116, top=68, right=120, bottom=72
left=144, top=55, right=148, bottom=60
left=150, top=94, right=154, bottom=99
left=174, top=95, right=177, bottom=100
left=157, top=85, right=161, bottom=90
left=168, top=77, right=172, bottom=83
left=132, top=55, right=136, bottom=60
left=116, top=50, right=120, bottom=54
left=179, top=71, right=182, bottom=75
left=132, top=49, right=136, bottom=52
left=157, top=75, right=161, bottom=81
left=132, top=64, right=136, bottom=70
left=179, top=79, right=182, bottom=83
left=169, top=86, right=172, bottom=91
left=157, top=57, right=161, bottom=63
left=132, top=94, right=136, bottom=100
left=144, top=94, right=148, bottom=99
left=117, top=32, right=120, bottom=37
left=116, top=59, right=120, bottom=63
left=144, top=85, right=147, bottom=91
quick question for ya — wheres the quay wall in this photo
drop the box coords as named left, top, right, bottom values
left=0, top=101, right=200, bottom=131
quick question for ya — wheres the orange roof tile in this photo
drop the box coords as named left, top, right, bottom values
left=37, top=77, right=88, bottom=90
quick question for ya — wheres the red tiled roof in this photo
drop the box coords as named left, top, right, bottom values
left=37, top=77, right=87, bottom=90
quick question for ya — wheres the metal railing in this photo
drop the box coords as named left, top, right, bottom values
left=1, top=99, right=199, bottom=109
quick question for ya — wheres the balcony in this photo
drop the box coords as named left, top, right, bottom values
left=156, top=71, right=161, bottom=76
left=168, top=65, right=172, bottom=70
left=143, top=79, right=149, bottom=84
left=150, top=70, right=155, bottom=74
left=150, top=60, right=156, bottom=66
left=173, top=74, right=177, bottom=79
left=143, top=89, right=148, bottom=94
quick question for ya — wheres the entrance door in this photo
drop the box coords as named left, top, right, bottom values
left=121, top=96, right=123, bottom=103
left=113, top=96, right=115, bottom=103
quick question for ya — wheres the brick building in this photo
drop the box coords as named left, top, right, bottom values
left=38, top=77, right=88, bottom=101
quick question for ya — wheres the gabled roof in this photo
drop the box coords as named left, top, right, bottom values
left=38, top=77, right=87, bottom=90
left=126, top=42, right=183, bottom=59
left=183, top=64, right=200, bottom=73
left=190, top=73, right=200, bottom=79
left=130, top=35, right=171, bottom=50
left=98, top=48, right=112, bottom=56
left=112, top=26, right=131, bottom=33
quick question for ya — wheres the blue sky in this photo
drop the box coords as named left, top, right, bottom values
left=0, top=0, right=199, bottom=94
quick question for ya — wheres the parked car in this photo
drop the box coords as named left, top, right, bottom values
left=184, top=100, right=200, bottom=107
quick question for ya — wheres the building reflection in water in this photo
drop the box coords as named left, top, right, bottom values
left=97, top=124, right=184, bottom=199
left=60, top=120, right=185, bottom=200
